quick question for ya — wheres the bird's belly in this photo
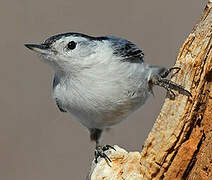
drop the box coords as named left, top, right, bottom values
left=66, top=97, right=147, bottom=129
left=54, top=85, right=150, bottom=129
left=53, top=69, right=151, bottom=129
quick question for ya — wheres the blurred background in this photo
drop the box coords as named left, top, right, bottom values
left=0, top=0, right=205, bottom=179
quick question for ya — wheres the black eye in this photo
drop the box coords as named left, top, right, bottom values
left=67, top=41, right=76, bottom=50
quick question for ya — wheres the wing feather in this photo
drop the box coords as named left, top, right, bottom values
left=108, top=36, right=144, bottom=62
left=53, top=75, right=67, bottom=113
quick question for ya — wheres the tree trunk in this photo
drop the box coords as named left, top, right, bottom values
left=88, top=1, right=212, bottom=179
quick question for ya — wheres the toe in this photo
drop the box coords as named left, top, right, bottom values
left=94, top=145, right=115, bottom=164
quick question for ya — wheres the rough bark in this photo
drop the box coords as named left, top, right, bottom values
left=88, top=1, right=212, bottom=179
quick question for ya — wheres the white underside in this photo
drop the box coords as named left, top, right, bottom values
left=53, top=60, right=152, bottom=130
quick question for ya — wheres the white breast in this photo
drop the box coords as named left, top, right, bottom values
left=53, top=61, right=152, bottom=129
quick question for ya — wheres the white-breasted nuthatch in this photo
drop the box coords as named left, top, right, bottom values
left=25, top=32, right=191, bottom=163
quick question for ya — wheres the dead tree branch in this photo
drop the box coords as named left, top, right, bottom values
left=88, top=1, right=212, bottom=179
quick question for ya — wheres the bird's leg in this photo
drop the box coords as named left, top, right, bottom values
left=90, top=128, right=116, bottom=164
left=150, top=68, right=192, bottom=99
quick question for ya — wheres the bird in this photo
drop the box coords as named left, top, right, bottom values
left=25, top=32, right=191, bottom=163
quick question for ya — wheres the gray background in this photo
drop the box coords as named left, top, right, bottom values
left=0, top=0, right=205, bottom=180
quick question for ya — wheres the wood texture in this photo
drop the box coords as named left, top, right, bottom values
left=140, top=1, right=212, bottom=179
left=89, top=1, right=212, bottom=179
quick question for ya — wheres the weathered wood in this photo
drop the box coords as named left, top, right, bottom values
left=88, top=1, right=212, bottom=179
left=139, top=2, right=212, bottom=179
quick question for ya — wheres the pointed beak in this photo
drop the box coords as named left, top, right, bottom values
left=24, top=44, right=51, bottom=55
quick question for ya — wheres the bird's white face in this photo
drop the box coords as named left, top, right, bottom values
left=25, top=33, right=114, bottom=73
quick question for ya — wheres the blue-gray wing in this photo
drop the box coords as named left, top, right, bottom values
left=53, top=75, right=67, bottom=113
left=107, top=36, right=144, bottom=62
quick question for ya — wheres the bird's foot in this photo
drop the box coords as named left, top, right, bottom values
left=94, top=145, right=116, bottom=164
left=150, top=67, right=192, bottom=99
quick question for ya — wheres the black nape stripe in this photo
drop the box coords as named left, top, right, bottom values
left=43, top=32, right=109, bottom=46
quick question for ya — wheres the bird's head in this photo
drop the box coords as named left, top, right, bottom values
left=25, top=32, right=144, bottom=74
left=25, top=33, right=114, bottom=73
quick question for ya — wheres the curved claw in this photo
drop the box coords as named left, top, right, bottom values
left=94, top=145, right=116, bottom=164
left=167, top=89, right=176, bottom=100
left=102, top=145, right=116, bottom=151
left=161, top=67, right=181, bottom=78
